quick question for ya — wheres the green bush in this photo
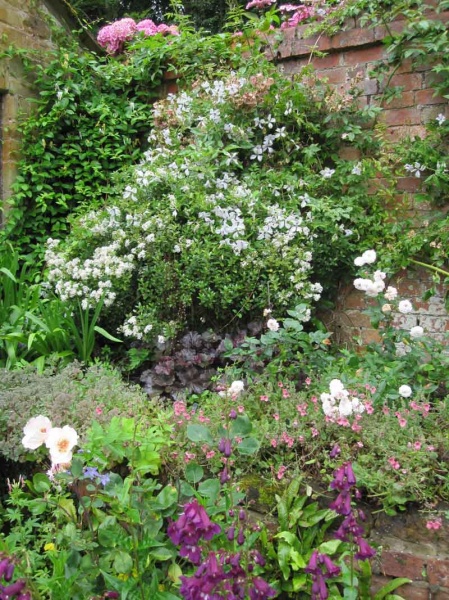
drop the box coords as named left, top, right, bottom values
left=44, top=45, right=388, bottom=341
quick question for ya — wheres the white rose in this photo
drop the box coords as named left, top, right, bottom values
left=22, top=415, right=53, bottom=450
left=45, top=425, right=78, bottom=465
left=354, top=256, right=365, bottom=267
left=362, top=249, right=376, bottom=264
left=338, top=397, right=354, bottom=417
left=266, top=318, right=280, bottom=332
left=410, top=326, right=424, bottom=339
left=398, top=385, right=412, bottom=398
left=398, top=300, right=413, bottom=314
left=384, top=286, right=398, bottom=301
left=329, top=379, right=345, bottom=397
left=228, top=380, right=244, bottom=396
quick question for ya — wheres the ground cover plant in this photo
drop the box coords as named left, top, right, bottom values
left=0, top=0, right=449, bottom=598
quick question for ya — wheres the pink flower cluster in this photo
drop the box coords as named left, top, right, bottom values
left=426, top=519, right=442, bottom=530
left=97, top=18, right=179, bottom=54
left=245, top=0, right=275, bottom=9
left=279, top=4, right=315, bottom=29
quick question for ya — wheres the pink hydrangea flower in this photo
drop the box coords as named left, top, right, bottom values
left=136, top=19, right=158, bottom=35
left=97, top=18, right=137, bottom=54
left=246, top=0, right=275, bottom=9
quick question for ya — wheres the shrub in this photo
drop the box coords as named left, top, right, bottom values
left=44, top=48, right=387, bottom=342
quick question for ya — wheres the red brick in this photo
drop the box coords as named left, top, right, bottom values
left=331, top=28, right=376, bottom=50
left=360, top=328, right=382, bottom=344
left=377, top=551, right=426, bottom=580
left=339, top=146, right=361, bottom=161
left=343, top=44, right=385, bottom=66
left=381, top=107, right=422, bottom=126
left=388, top=582, right=430, bottom=600
left=341, top=292, right=366, bottom=310
left=312, top=52, right=341, bottom=69
left=435, top=589, right=449, bottom=600
left=387, top=72, right=424, bottom=91
left=427, top=559, right=449, bottom=587
left=381, top=90, right=415, bottom=109
left=396, top=177, right=422, bottom=193
left=384, top=125, right=427, bottom=141
left=321, top=67, right=349, bottom=85
left=415, top=88, right=446, bottom=106
left=290, top=34, right=331, bottom=57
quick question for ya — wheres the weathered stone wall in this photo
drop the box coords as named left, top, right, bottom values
left=275, top=10, right=449, bottom=343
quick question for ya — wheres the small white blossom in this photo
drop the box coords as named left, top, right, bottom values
left=398, top=385, right=412, bottom=398
left=384, top=286, right=398, bottom=301
left=436, top=113, right=446, bottom=126
left=267, top=318, right=280, bottom=332
left=410, top=325, right=424, bottom=339
left=398, top=299, right=413, bottom=314
left=320, top=167, right=335, bottom=179
left=22, top=416, right=52, bottom=450
left=45, top=426, right=78, bottom=465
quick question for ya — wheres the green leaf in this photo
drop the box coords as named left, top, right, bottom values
left=94, top=325, right=122, bottom=343
left=318, top=539, right=341, bottom=555
left=32, top=472, right=51, bottom=493
left=156, top=485, right=178, bottom=510
left=373, top=578, right=411, bottom=600
left=185, top=462, right=204, bottom=484
left=149, top=547, right=174, bottom=561
left=186, top=424, right=214, bottom=444
left=112, top=550, right=133, bottom=574
left=230, top=414, right=252, bottom=437
left=237, top=436, right=260, bottom=455
left=198, top=478, right=220, bottom=501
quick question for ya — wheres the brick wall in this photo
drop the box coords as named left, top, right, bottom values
left=275, top=11, right=449, bottom=343
left=369, top=509, right=449, bottom=599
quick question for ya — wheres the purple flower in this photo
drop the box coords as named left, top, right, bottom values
left=329, top=444, right=341, bottom=458
left=330, top=489, right=352, bottom=516
left=311, top=572, right=329, bottom=600
left=218, top=437, right=232, bottom=457
left=334, top=513, right=364, bottom=542
left=305, top=550, right=319, bottom=573
left=1, top=579, right=26, bottom=596
left=344, top=463, right=356, bottom=486
left=320, top=554, right=341, bottom=579
left=168, top=499, right=221, bottom=564
left=83, top=466, right=100, bottom=479
left=248, top=576, right=277, bottom=599
left=220, top=466, right=231, bottom=484
left=354, top=537, right=376, bottom=560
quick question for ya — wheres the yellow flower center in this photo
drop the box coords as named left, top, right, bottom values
left=57, top=438, right=70, bottom=453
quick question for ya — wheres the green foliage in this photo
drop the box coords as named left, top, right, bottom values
left=0, top=417, right=179, bottom=600
left=0, top=361, right=157, bottom=463
left=2, top=41, right=165, bottom=256
left=226, top=304, right=334, bottom=379
left=262, top=478, right=337, bottom=595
